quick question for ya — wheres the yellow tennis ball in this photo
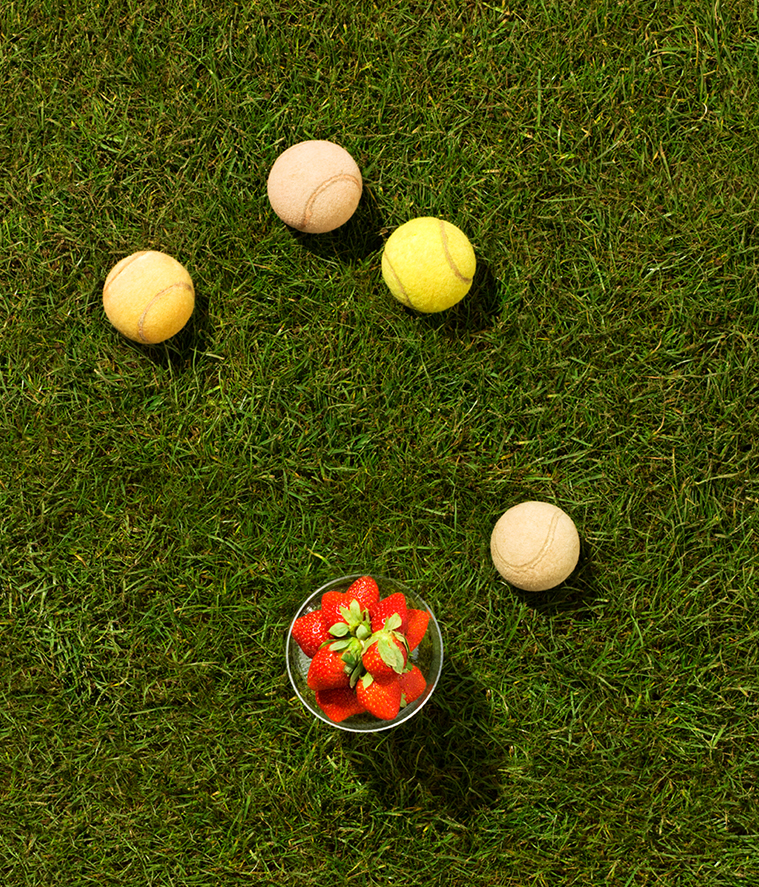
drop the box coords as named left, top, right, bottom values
left=267, top=140, right=363, bottom=234
left=103, top=251, right=195, bottom=344
left=490, top=502, right=580, bottom=592
left=381, top=217, right=476, bottom=313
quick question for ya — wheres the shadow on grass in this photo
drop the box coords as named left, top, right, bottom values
left=287, top=184, right=386, bottom=263
left=343, top=660, right=502, bottom=818
left=507, top=541, right=604, bottom=621
left=408, top=260, right=503, bottom=336
left=118, top=285, right=215, bottom=371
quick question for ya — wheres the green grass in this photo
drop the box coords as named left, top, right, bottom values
left=2, top=0, right=759, bottom=884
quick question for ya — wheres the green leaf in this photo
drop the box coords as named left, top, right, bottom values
left=349, top=660, right=366, bottom=688
left=385, top=613, right=402, bottom=632
left=378, top=636, right=405, bottom=673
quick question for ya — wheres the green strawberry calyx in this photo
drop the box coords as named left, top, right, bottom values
left=314, top=598, right=415, bottom=695
left=328, top=599, right=372, bottom=641
left=365, top=613, right=409, bottom=674
left=326, top=636, right=365, bottom=687
left=320, top=600, right=374, bottom=688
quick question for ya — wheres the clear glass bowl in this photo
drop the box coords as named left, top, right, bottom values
left=286, top=574, right=444, bottom=732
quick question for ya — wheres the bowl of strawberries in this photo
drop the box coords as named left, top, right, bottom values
left=286, top=574, right=444, bottom=732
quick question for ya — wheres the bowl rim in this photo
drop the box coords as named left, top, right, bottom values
left=286, top=573, right=444, bottom=733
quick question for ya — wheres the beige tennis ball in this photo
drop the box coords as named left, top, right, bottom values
left=381, top=217, right=476, bottom=313
left=490, top=501, right=580, bottom=592
left=267, top=139, right=363, bottom=233
left=103, top=251, right=195, bottom=344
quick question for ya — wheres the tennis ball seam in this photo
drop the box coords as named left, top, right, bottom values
left=301, top=173, right=361, bottom=230
left=105, top=250, right=149, bottom=289
left=439, top=219, right=473, bottom=284
left=381, top=254, right=411, bottom=307
left=495, top=512, right=560, bottom=573
left=137, top=282, right=194, bottom=343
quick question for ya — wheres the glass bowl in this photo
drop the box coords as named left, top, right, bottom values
left=286, top=574, right=444, bottom=732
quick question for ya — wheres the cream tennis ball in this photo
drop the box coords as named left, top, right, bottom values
left=490, top=501, right=580, bottom=592
left=103, top=250, right=195, bottom=344
left=267, top=139, right=363, bottom=234
left=381, top=217, right=476, bottom=313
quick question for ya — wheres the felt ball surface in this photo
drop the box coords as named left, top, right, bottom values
left=381, top=217, right=476, bottom=313
left=103, top=251, right=195, bottom=344
left=490, top=501, right=580, bottom=592
left=267, top=140, right=363, bottom=234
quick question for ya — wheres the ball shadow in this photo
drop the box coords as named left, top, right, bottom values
left=342, top=660, right=503, bottom=818
left=408, top=260, right=504, bottom=336
left=505, top=540, right=604, bottom=621
left=116, top=286, right=214, bottom=371
left=287, top=184, right=386, bottom=263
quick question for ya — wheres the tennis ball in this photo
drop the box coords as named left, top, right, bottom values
left=103, top=251, right=195, bottom=344
left=490, top=502, right=580, bottom=592
left=381, top=217, right=476, bottom=313
left=267, top=140, right=363, bottom=234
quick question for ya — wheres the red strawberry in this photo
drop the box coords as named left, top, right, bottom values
left=399, top=665, right=426, bottom=705
left=315, top=686, right=367, bottom=723
left=321, top=590, right=353, bottom=630
left=291, top=609, right=330, bottom=658
left=362, top=631, right=408, bottom=679
left=344, top=575, right=380, bottom=609
left=356, top=673, right=402, bottom=720
left=307, top=645, right=353, bottom=691
left=370, top=592, right=408, bottom=634
left=321, top=577, right=378, bottom=629
left=320, top=592, right=369, bottom=634
left=404, top=609, right=430, bottom=652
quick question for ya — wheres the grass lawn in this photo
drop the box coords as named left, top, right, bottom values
left=2, top=0, right=759, bottom=884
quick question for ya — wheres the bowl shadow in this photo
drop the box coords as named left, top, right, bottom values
left=343, top=659, right=502, bottom=818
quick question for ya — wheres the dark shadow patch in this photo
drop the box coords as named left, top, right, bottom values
left=404, top=261, right=504, bottom=335
left=343, top=660, right=502, bottom=818
left=287, top=184, right=386, bottom=263
left=117, top=285, right=214, bottom=371
left=506, top=539, right=604, bottom=621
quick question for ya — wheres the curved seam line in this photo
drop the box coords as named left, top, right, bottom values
left=439, top=220, right=472, bottom=284
left=137, top=282, right=194, bottom=343
left=383, top=254, right=412, bottom=308
left=301, top=173, right=361, bottom=229
left=106, top=251, right=149, bottom=290
left=499, top=513, right=561, bottom=572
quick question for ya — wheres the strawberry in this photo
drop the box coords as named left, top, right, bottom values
left=404, top=609, right=430, bottom=652
left=344, top=575, right=380, bottom=609
left=307, top=640, right=362, bottom=691
left=315, top=686, right=367, bottom=723
left=321, top=598, right=373, bottom=650
left=399, top=665, right=426, bottom=706
left=370, top=592, right=408, bottom=634
left=356, top=672, right=403, bottom=720
left=321, top=592, right=372, bottom=638
left=291, top=609, right=330, bottom=658
left=320, top=577, right=378, bottom=631
left=362, top=629, right=408, bottom=679
left=320, top=590, right=353, bottom=630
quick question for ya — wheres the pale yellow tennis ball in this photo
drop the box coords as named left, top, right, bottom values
left=490, top=502, right=580, bottom=592
left=103, top=251, right=195, bottom=344
left=381, top=217, right=476, bottom=313
left=267, top=140, right=363, bottom=234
